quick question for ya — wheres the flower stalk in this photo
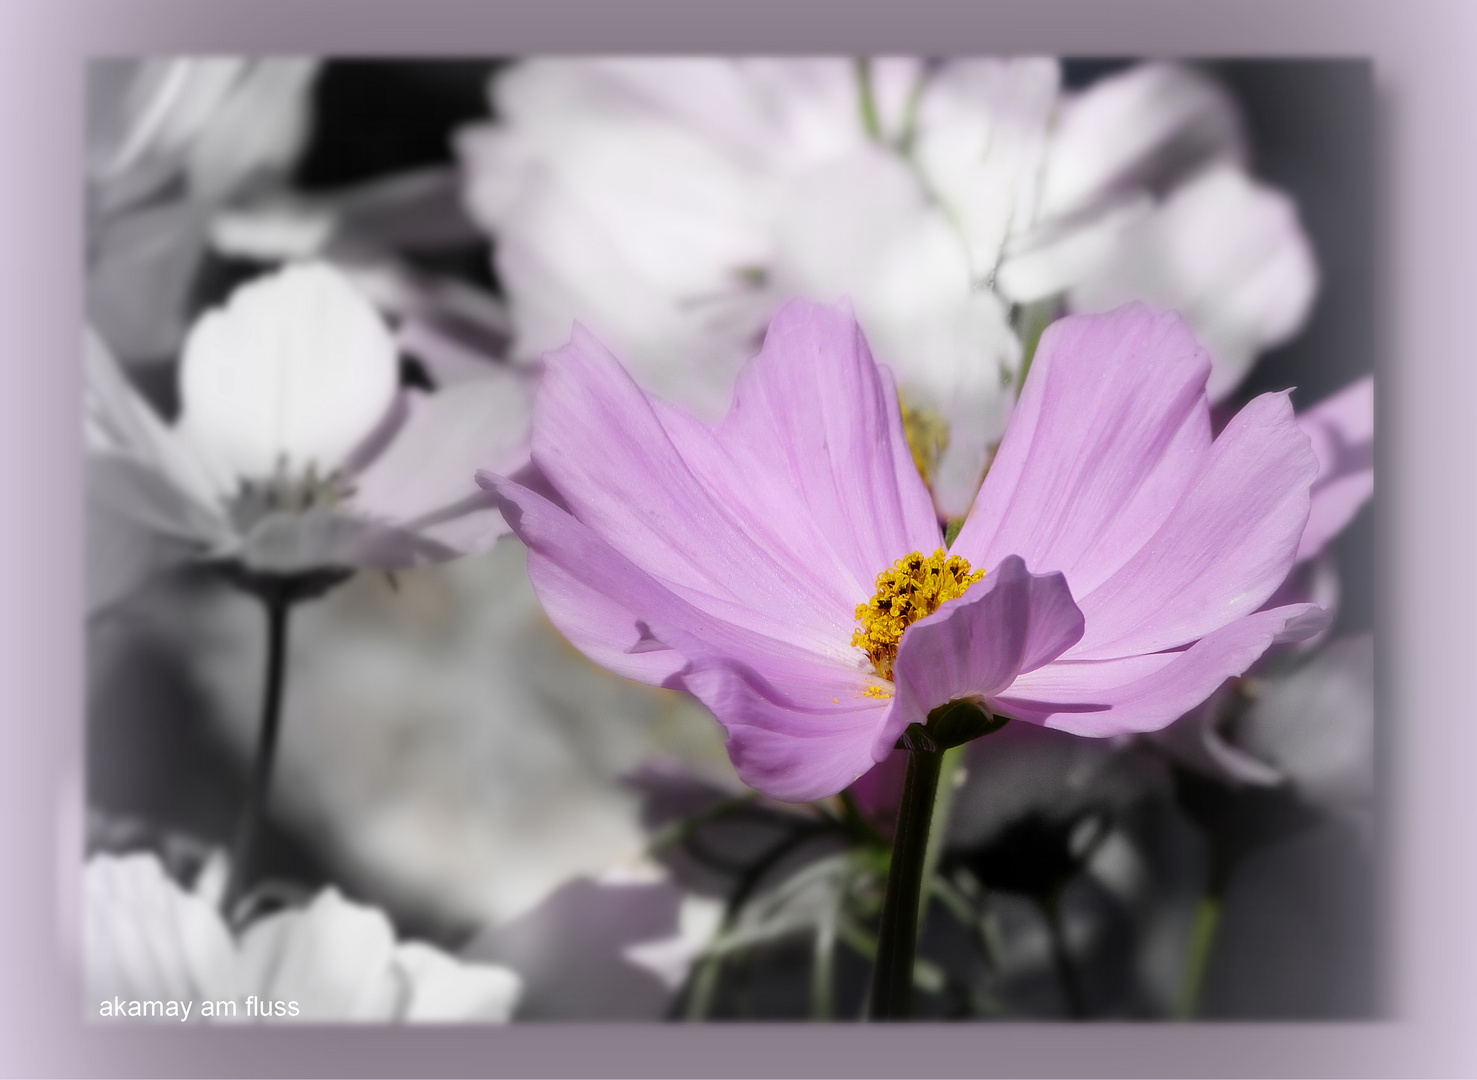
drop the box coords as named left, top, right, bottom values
left=221, top=567, right=349, bottom=917
left=870, top=701, right=1006, bottom=1019
left=869, top=725, right=943, bottom=1019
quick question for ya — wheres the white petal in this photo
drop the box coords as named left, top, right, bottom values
left=912, top=58, right=1061, bottom=279
left=1041, top=62, right=1243, bottom=219
left=178, top=262, right=400, bottom=483
left=237, top=888, right=401, bottom=1021
left=996, top=193, right=1153, bottom=303
left=393, top=942, right=522, bottom=1022
left=85, top=854, right=237, bottom=1009
left=1068, top=165, right=1318, bottom=399
left=185, top=59, right=318, bottom=202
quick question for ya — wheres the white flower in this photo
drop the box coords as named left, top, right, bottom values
left=1067, top=163, right=1318, bottom=400
left=86, top=852, right=522, bottom=1022
left=459, top=58, right=1317, bottom=517
left=87, top=261, right=530, bottom=611
left=87, top=59, right=321, bottom=364
left=88, top=58, right=319, bottom=213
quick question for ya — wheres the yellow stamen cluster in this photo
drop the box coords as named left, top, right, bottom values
left=852, top=549, right=985, bottom=681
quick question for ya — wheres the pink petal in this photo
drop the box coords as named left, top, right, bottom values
left=879, top=555, right=1085, bottom=757
left=529, top=300, right=938, bottom=659
left=952, top=304, right=1212, bottom=599
left=1071, top=389, right=1316, bottom=658
left=488, top=472, right=894, bottom=802
left=1296, top=375, right=1374, bottom=563
left=484, top=473, right=867, bottom=688
left=996, top=603, right=1323, bottom=737
left=715, top=300, right=943, bottom=586
left=681, top=657, right=889, bottom=803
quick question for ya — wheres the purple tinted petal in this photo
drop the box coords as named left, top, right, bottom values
left=1071, top=389, right=1316, bottom=658
left=878, top=556, right=1084, bottom=756
left=1296, top=375, right=1374, bottom=563
left=351, top=374, right=531, bottom=552
left=485, top=474, right=868, bottom=697
left=846, top=748, right=909, bottom=835
left=530, top=315, right=864, bottom=658
left=717, top=300, right=945, bottom=582
left=681, top=656, right=889, bottom=803
left=952, top=305, right=1212, bottom=599
left=529, top=300, right=937, bottom=659
left=464, top=875, right=684, bottom=1021
left=996, top=603, right=1322, bottom=737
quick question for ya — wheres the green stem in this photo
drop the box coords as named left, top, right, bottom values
left=223, top=588, right=292, bottom=916
left=1176, top=892, right=1223, bottom=1019
left=869, top=727, right=944, bottom=1019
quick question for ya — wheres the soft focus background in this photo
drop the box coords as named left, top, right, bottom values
left=84, top=58, right=1375, bottom=1020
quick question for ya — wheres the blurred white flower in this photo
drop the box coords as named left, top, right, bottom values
left=87, top=261, right=530, bottom=611
left=86, top=851, right=521, bottom=1022
left=460, top=58, right=1316, bottom=517
left=87, top=59, right=321, bottom=364
left=88, top=59, right=319, bottom=213
left=1067, top=164, right=1318, bottom=400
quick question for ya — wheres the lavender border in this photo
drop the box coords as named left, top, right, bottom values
left=3, top=0, right=1474, bottom=1075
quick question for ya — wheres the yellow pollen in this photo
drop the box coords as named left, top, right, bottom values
left=900, top=399, right=949, bottom=489
left=851, top=549, right=985, bottom=681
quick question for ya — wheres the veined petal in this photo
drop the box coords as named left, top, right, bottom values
left=770, top=147, right=1019, bottom=518
left=177, top=263, right=399, bottom=483
left=880, top=556, right=1085, bottom=757
left=530, top=300, right=937, bottom=658
left=682, top=656, right=889, bottom=803
left=485, top=473, right=864, bottom=687
left=1296, top=375, right=1374, bottom=563
left=953, top=304, right=1212, bottom=598
left=996, top=603, right=1322, bottom=737
left=715, top=300, right=943, bottom=589
left=490, top=471, right=889, bottom=804
left=1072, top=389, right=1315, bottom=658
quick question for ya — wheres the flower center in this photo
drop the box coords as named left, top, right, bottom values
left=226, top=460, right=352, bottom=534
left=852, top=549, right=985, bottom=681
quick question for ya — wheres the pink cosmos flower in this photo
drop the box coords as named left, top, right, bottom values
left=482, top=300, right=1323, bottom=802
left=1147, top=374, right=1374, bottom=792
